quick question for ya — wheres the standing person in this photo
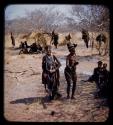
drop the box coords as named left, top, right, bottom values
left=96, top=33, right=107, bottom=55
left=10, top=32, right=15, bottom=47
left=64, top=43, right=79, bottom=99
left=81, top=29, right=89, bottom=48
left=53, top=33, right=59, bottom=49
left=42, top=45, right=61, bottom=100
left=51, top=30, right=59, bottom=49
left=50, top=30, right=55, bottom=44
left=50, top=30, right=55, bottom=45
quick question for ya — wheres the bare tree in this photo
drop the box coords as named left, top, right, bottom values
left=5, top=7, right=65, bottom=35
left=68, top=5, right=110, bottom=54
left=69, top=5, right=109, bottom=32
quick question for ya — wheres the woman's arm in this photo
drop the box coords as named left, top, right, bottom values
left=53, top=55, right=61, bottom=70
left=66, top=56, right=69, bottom=67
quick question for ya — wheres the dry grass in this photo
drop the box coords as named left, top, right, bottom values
left=5, top=31, right=109, bottom=48
left=20, top=55, right=25, bottom=58
left=4, top=31, right=110, bottom=122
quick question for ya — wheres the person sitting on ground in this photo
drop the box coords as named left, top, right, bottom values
left=19, top=41, right=24, bottom=49
left=37, top=44, right=43, bottom=52
left=30, top=42, right=38, bottom=53
left=19, top=41, right=28, bottom=54
left=24, top=41, right=29, bottom=48
left=85, top=61, right=103, bottom=98
left=100, top=63, right=109, bottom=98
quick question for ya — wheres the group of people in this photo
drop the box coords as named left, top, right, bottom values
left=42, top=43, right=79, bottom=100
left=87, top=61, right=109, bottom=98
left=19, top=41, right=43, bottom=54
left=10, top=31, right=109, bottom=101
left=10, top=30, right=59, bottom=51
left=42, top=42, right=109, bottom=101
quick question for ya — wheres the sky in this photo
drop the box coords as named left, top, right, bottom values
left=5, top=4, right=72, bottom=20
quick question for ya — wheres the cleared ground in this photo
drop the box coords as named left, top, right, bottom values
left=4, top=32, right=109, bottom=122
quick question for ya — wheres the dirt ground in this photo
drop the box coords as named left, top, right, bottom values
left=4, top=34, right=110, bottom=122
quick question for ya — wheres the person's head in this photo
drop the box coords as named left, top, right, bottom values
left=69, top=48, right=75, bottom=55
left=45, top=45, right=52, bottom=56
left=68, top=43, right=77, bottom=55
left=24, top=41, right=27, bottom=43
left=97, top=61, right=103, bottom=68
left=103, top=63, right=107, bottom=70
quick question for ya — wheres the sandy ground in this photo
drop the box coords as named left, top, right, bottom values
left=4, top=36, right=110, bottom=122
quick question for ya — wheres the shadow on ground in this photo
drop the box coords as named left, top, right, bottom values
left=10, top=95, right=51, bottom=105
